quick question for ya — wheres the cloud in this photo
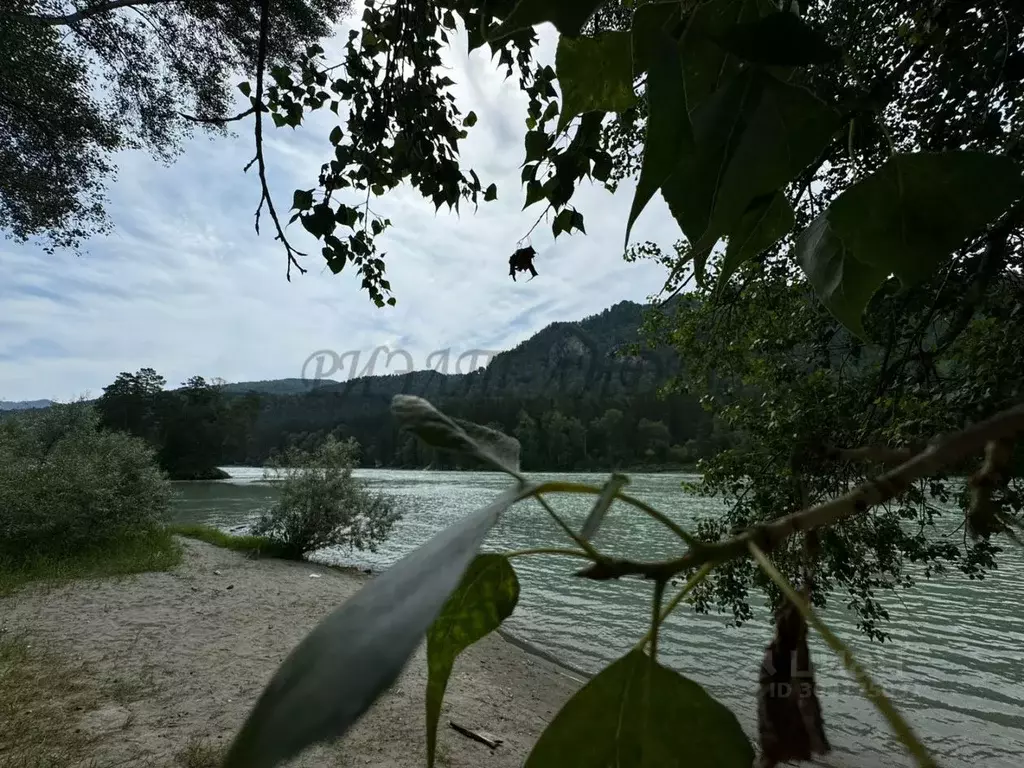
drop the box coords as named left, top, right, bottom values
left=0, top=8, right=681, bottom=402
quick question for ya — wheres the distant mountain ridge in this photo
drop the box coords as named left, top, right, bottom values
left=220, top=378, right=341, bottom=396
left=1, top=299, right=676, bottom=409
left=0, top=399, right=54, bottom=411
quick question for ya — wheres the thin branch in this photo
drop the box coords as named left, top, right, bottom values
left=7, top=0, right=181, bottom=26
left=633, top=562, right=714, bottom=651
left=577, top=402, right=1024, bottom=581
left=181, top=106, right=256, bottom=125
left=827, top=445, right=918, bottom=466
left=250, top=0, right=307, bottom=281
left=505, top=547, right=593, bottom=561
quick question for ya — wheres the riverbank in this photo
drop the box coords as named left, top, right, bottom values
left=0, top=538, right=580, bottom=767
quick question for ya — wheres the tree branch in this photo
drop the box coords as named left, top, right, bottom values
left=827, top=445, right=918, bottom=466
left=250, top=0, right=306, bottom=281
left=7, top=0, right=182, bottom=26
left=180, top=107, right=256, bottom=125
left=577, top=402, right=1024, bottom=581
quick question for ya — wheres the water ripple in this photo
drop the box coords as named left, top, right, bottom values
left=173, top=467, right=1024, bottom=768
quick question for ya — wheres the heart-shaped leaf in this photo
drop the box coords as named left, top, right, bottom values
left=661, top=68, right=836, bottom=278
left=525, top=650, right=754, bottom=767
left=426, top=554, right=519, bottom=767
left=555, top=31, right=636, bottom=133
left=222, top=486, right=524, bottom=768
left=795, top=151, right=1024, bottom=337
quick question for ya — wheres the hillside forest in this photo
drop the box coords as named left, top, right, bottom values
left=50, top=301, right=727, bottom=479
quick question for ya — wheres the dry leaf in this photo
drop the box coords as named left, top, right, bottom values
left=756, top=595, right=830, bottom=768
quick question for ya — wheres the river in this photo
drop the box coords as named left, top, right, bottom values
left=170, top=467, right=1024, bottom=767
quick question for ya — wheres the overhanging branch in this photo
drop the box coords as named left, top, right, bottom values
left=7, top=0, right=183, bottom=26
left=577, top=402, right=1024, bottom=581
left=250, top=0, right=307, bottom=281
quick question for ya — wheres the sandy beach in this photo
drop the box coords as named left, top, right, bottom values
left=0, top=538, right=582, bottom=768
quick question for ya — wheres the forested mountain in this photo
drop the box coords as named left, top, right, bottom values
left=220, top=379, right=340, bottom=396
left=225, top=299, right=726, bottom=471
left=78, top=299, right=727, bottom=473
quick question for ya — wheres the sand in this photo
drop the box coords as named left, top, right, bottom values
left=0, top=538, right=582, bottom=768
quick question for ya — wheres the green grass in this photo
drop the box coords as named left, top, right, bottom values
left=0, top=529, right=183, bottom=597
left=167, top=523, right=295, bottom=559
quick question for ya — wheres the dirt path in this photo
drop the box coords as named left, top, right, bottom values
left=0, top=538, right=581, bottom=768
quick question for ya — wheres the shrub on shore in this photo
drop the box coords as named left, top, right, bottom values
left=0, top=402, right=173, bottom=565
left=251, top=436, right=402, bottom=559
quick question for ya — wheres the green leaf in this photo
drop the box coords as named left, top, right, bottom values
left=570, top=209, right=586, bottom=234
left=489, top=0, right=605, bottom=42
left=426, top=554, right=519, bottom=768
left=238, top=81, right=252, bottom=97
left=392, top=395, right=521, bottom=474
left=630, top=1, right=682, bottom=78
left=300, top=204, right=336, bottom=238
left=524, top=180, right=546, bottom=208
left=625, top=24, right=693, bottom=247
left=713, top=11, right=840, bottom=65
left=291, top=189, right=314, bottom=211
left=718, top=191, right=794, bottom=288
left=329, top=125, right=342, bottom=145
left=271, top=112, right=287, bottom=128
left=484, top=182, right=498, bottom=201
left=679, top=0, right=769, bottom=111
left=222, top=487, right=524, bottom=768
left=795, top=151, right=1024, bottom=337
left=555, top=31, right=636, bottom=133
left=580, top=473, right=628, bottom=541
left=591, top=151, right=612, bottom=182
left=464, top=110, right=478, bottom=128
left=552, top=208, right=573, bottom=237
left=661, top=68, right=836, bottom=277
left=525, top=650, right=754, bottom=768
left=525, top=129, right=551, bottom=162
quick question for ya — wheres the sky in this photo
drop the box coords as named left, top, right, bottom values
left=0, top=6, right=683, bottom=403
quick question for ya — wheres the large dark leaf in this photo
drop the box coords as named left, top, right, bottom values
left=556, top=31, right=635, bottom=133
left=426, top=554, right=519, bottom=767
left=718, top=192, right=794, bottom=288
left=679, top=0, right=774, bottom=111
left=661, top=68, right=837, bottom=277
left=792, top=216, right=890, bottom=338
left=524, top=650, right=754, bottom=767
left=625, top=17, right=693, bottom=246
left=630, top=1, right=682, bottom=77
left=490, top=0, right=605, bottom=41
left=222, top=487, right=523, bottom=768
left=713, top=11, right=840, bottom=66
left=392, top=395, right=520, bottom=473
left=795, top=151, right=1024, bottom=337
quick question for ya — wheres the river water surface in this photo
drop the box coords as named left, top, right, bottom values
left=171, top=467, right=1024, bottom=767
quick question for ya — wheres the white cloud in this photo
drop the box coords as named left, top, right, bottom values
left=0, top=10, right=681, bottom=402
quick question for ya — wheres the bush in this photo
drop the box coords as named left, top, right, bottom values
left=0, top=402, right=171, bottom=561
left=251, top=436, right=401, bottom=559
